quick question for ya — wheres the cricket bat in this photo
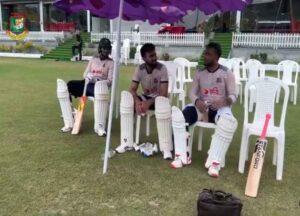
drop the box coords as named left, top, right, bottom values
left=71, top=78, right=89, bottom=135
left=245, top=113, right=272, bottom=197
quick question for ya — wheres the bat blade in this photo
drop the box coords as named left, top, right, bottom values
left=71, top=96, right=87, bottom=135
left=245, top=114, right=271, bottom=198
left=245, top=139, right=268, bottom=197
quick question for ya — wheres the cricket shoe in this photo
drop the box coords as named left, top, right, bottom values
left=115, top=143, right=134, bottom=153
left=208, top=161, right=221, bottom=178
left=170, top=155, right=191, bottom=169
left=95, top=127, right=106, bottom=137
left=61, top=126, right=72, bottom=133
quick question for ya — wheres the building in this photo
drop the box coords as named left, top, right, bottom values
left=0, top=0, right=299, bottom=33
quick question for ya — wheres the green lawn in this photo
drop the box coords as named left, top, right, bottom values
left=0, top=58, right=299, bottom=216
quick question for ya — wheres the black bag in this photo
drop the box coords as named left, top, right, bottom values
left=197, top=189, right=243, bottom=216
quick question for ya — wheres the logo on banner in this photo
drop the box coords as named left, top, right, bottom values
left=6, top=13, right=28, bottom=40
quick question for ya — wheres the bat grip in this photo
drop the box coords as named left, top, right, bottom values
left=260, top=114, right=271, bottom=139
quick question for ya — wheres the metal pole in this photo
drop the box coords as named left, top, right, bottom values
left=110, top=20, right=113, bottom=34
left=87, top=10, right=91, bottom=33
left=236, top=11, right=241, bottom=32
left=0, top=2, right=3, bottom=31
left=103, top=0, right=124, bottom=174
left=39, top=0, right=44, bottom=32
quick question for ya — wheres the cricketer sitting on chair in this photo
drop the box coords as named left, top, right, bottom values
left=171, top=42, right=238, bottom=178
left=56, top=38, right=113, bottom=136
left=115, top=43, right=173, bottom=160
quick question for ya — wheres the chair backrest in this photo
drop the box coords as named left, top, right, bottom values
left=218, top=57, right=233, bottom=70
left=111, top=42, right=117, bottom=60
left=173, top=57, right=191, bottom=81
left=245, top=59, right=265, bottom=81
left=160, top=61, right=183, bottom=93
left=231, top=58, right=246, bottom=81
left=123, top=38, right=131, bottom=47
left=244, top=77, right=289, bottom=129
left=134, top=44, right=143, bottom=64
left=277, top=60, right=299, bottom=84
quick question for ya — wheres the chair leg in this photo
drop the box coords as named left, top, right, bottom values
left=290, top=86, right=294, bottom=102
left=188, top=125, right=195, bottom=158
left=239, top=84, right=243, bottom=104
left=276, top=87, right=281, bottom=103
left=294, top=85, right=297, bottom=105
left=135, top=115, right=141, bottom=145
left=276, top=135, right=285, bottom=181
left=169, top=93, right=174, bottom=105
left=146, top=114, right=151, bottom=136
left=198, top=127, right=204, bottom=151
left=182, top=96, right=185, bottom=109
left=273, top=138, right=278, bottom=166
left=249, top=89, right=255, bottom=112
left=238, top=128, right=249, bottom=174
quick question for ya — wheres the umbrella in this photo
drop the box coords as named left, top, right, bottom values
left=54, top=0, right=252, bottom=174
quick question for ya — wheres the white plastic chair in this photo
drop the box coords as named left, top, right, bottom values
left=121, top=38, right=131, bottom=65
left=218, top=57, right=233, bottom=70
left=276, top=60, right=299, bottom=105
left=231, top=58, right=247, bottom=104
left=245, top=59, right=265, bottom=112
left=134, top=44, right=143, bottom=65
left=162, top=61, right=185, bottom=108
left=110, top=41, right=117, bottom=61
left=238, top=77, right=289, bottom=180
left=188, top=121, right=220, bottom=165
left=245, top=59, right=265, bottom=81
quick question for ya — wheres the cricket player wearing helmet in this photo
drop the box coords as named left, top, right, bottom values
left=57, top=38, right=113, bottom=136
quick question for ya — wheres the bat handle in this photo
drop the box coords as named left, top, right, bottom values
left=82, top=78, right=89, bottom=97
left=260, top=114, right=271, bottom=140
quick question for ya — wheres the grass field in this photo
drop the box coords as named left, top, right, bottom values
left=0, top=58, right=299, bottom=216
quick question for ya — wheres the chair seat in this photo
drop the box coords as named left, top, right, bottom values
left=195, top=121, right=217, bottom=129
left=246, top=123, right=284, bottom=137
left=184, top=78, right=193, bottom=83
left=282, top=82, right=296, bottom=86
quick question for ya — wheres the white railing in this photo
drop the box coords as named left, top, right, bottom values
left=0, top=31, right=65, bottom=41
left=91, top=32, right=205, bottom=47
left=232, top=33, right=300, bottom=49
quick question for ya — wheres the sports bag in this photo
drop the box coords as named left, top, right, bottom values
left=197, top=189, right=243, bottom=216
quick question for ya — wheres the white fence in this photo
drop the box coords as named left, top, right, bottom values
left=0, top=31, right=65, bottom=42
left=232, top=33, right=300, bottom=49
left=91, top=32, right=205, bottom=47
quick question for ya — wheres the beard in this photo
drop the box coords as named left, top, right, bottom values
left=204, top=61, right=213, bottom=67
